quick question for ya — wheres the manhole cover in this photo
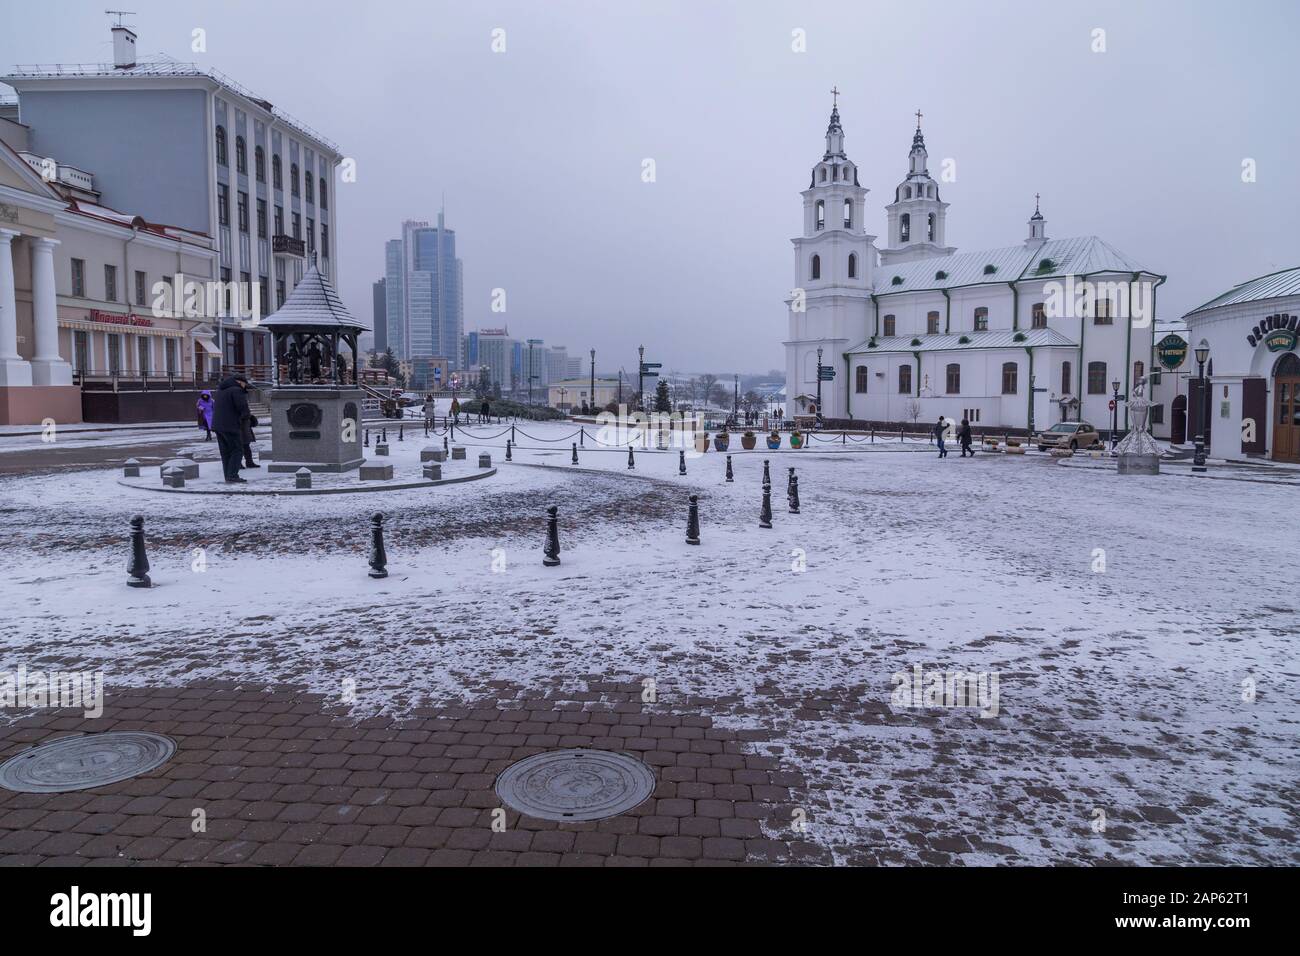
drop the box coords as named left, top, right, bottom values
left=0, top=732, right=176, bottom=793
left=495, top=748, right=656, bottom=822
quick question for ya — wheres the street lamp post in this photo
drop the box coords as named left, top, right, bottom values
left=559, top=386, right=567, bottom=413
left=815, top=346, right=824, bottom=422
left=637, top=345, right=645, bottom=412
left=1192, top=340, right=1210, bottom=472
left=1111, top=378, right=1121, bottom=450
left=589, top=348, right=596, bottom=416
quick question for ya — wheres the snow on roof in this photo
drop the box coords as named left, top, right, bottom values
left=1185, top=266, right=1300, bottom=316
left=66, top=198, right=211, bottom=246
left=874, top=236, right=1159, bottom=295
left=848, top=327, right=1076, bottom=354
left=261, top=260, right=369, bottom=332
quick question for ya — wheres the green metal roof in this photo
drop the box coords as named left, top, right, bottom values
left=1185, top=266, right=1300, bottom=316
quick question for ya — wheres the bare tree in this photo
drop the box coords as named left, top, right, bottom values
left=698, top=373, right=718, bottom=408
left=905, top=399, right=923, bottom=428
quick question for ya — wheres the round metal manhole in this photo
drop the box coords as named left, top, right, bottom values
left=495, top=748, right=656, bottom=822
left=0, top=732, right=177, bottom=794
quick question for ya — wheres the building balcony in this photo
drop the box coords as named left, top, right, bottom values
left=272, top=234, right=305, bottom=257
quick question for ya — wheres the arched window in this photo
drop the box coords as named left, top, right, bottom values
left=810, top=255, right=821, bottom=280
left=1062, top=361, right=1072, bottom=395
left=898, top=364, right=912, bottom=395
left=820, top=167, right=827, bottom=182
left=848, top=253, right=857, bottom=279
left=904, top=186, right=912, bottom=199
left=1032, top=302, right=1047, bottom=329
left=305, top=175, right=314, bottom=204
left=1001, top=362, right=1018, bottom=394
left=855, top=365, right=868, bottom=394
left=815, top=200, right=825, bottom=230
left=1087, top=361, right=1107, bottom=394
left=946, top=363, right=961, bottom=394
left=883, top=314, right=896, bottom=337
left=290, top=163, right=300, bottom=197
left=272, top=155, right=282, bottom=190
left=843, top=199, right=852, bottom=228
left=254, top=145, right=265, bottom=182
left=900, top=213, right=910, bottom=242
left=319, top=179, right=327, bottom=210
left=215, top=125, right=227, bottom=166
left=1133, top=360, right=1145, bottom=383
left=974, top=307, right=988, bottom=332
left=927, top=213, right=935, bottom=241
left=235, top=135, right=246, bottom=174
left=927, top=311, right=940, bottom=334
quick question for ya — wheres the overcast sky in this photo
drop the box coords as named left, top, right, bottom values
left=3, top=0, right=1297, bottom=375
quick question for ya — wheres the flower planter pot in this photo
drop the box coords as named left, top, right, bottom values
left=714, top=435, right=730, bottom=452
left=766, top=435, right=782, bottom=450
left=789, top=433, right=804, bottom=449
left=741, top=433, right=757, bottom=450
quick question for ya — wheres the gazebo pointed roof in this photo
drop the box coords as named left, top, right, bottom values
left=261, top=260, right=370, bottom=332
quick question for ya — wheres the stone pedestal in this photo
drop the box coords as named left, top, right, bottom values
left=159, top=458, right=199, bottom=480
left=1117, top=453, right=1160, bottom=475
left=451, top=446, right=466, bottom=460
left=421, top=447, right=445, bottom=462
left=360, top=462, right=393, bottom=481
left=478, top=453, right=492, bottom=468
left=423, top=463, right=442, bottom=481
left=268, top=387, right=365, bottom=474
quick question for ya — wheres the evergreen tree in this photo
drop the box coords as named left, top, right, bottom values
left=654, top=379, right=671, bottom=412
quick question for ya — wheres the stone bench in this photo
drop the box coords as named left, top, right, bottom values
left=421, top=447, right=446, bottom=463
left=295, top=467, right=312, bottom=489
left=159, top=458, right=199, bottom=480
left=478, top=453, right=492, bottom=468
left=162, top=466, right=186, bottom=488
left=423, top=463, right=442, bottom=481
left=451, top=446, right=466, bottom=460
left=374, top=443, right=390, bottom=456
left=360, top=463, right=394, bottom=481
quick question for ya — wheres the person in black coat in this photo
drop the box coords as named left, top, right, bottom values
left=211, top=374, right=251, bottom=483
left=241, top=410, right=260, bottom=469
left=958, top=418, right=974, bottom=457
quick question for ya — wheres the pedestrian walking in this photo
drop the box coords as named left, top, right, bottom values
left=195, top=390, right=214, bottom=441
left=212, top=374, right=252, bottom=483
left=958, top=418, right=974, bottom=457
left=450, top=396, right=461, bottom=425
left=480, top=398, right=490, bottom=423
left=933, top=416, right=949, bottom=458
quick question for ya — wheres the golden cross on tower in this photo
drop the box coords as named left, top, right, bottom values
left=915, top=108, right=923, bottom=129
left=830, top=86, right=840, bottom=108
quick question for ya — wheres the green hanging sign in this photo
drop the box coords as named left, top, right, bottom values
left=1155, top=333, right=1188, bottom=370
left=1263, top=329, right=1297, bottom=353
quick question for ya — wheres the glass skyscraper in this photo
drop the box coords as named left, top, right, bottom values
left=380, top=213, right=464, bottom=386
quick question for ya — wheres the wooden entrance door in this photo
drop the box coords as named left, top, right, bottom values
left=1171, top=394, right=1187, bottom=444
left=1273, top=353, right=1300, bottom=463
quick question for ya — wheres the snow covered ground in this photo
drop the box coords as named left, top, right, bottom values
left=1, top=420, right=1295, bottom=865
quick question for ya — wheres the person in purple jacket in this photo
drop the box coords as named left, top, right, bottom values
left=196, top=390, right=214, bottom=440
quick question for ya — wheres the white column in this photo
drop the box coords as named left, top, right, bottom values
left=29, top=237, right=72, bottom=386
left=0, top=229, right=33, bottom=386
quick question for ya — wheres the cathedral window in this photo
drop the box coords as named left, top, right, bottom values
left=856, top=366, right=868, bottom=394
left=898, top=364, right=912, bottom=394
left=810, top=255, right=821, bottom=280
left=1001, top=362, right=1018, bottom=394
left=816, top=200, right=825, bottom=230
left=820, top=167, right=827, bottom=182
left=946, top=363, right=961, bottom=394
left=1088, top=362, right=1107, bottom=394
left=900, top=214, right=910, bottom=242
left=927, top=312, right=940, bottom=334
left=883, top=315, right=896, bottom=337
left=1094, top=297, right=1114, bottom=325
left=974, top=307, right=988, bottom=331
left=927, top=213, right=936, bottom=241
left=215, top=125, right=227, bottom=166
left=848, top=253, right=857, bottom=279
left=843, top=199, right=852, bottom=228
left=1032, top=302, right=1047, bottom=329
left=1062, top=361, right=1072, bottom=395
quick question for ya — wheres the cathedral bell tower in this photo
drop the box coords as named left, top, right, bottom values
left=784, top=89, right=876, bottom=422
left=880, top=111, right=956, bottom=265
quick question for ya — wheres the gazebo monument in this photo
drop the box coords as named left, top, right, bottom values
left=1115, top=375, right=1161, bottom=475
left=261, top=259, right=369, bottom=473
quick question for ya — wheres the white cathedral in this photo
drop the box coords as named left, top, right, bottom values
left=784, top=97, right=1163, bottom=436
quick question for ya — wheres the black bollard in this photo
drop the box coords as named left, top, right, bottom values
left=788, top=474, right=801, bottom=514
left=398, top=424, right=404, bottom=442
left=506, top=439, right=513, bottom=461
left=364, top=429, right=370, bottom=448
left=381, top=427, right=387, bottom=444
left=787, top=466, right=795, bottom=497
left=126, top=515, right=151, bottom=588
left=762, top=459, right=771, bottom=487
left=679, top=450, right=687, bottom=475
left=759, top=484, right=773, bottom=529
left=725, top=455, right=734, bottom=482
left=543, top=505, right=561, bottom=566
left=580, top=427, right=585, bottom=447
left=511, top=424, right=517, bottom=443
left=443, top=436, right=449, bottom=454
left=686, top=495, right=701, bottom=545
left=572, top=442, right=579, bottom=465
left=368, top=512, right=388, bottom=579
left=628, top=446, right=635, bottom=469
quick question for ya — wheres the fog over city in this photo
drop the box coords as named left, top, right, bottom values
left=2, top=0, right=1296, bottom=373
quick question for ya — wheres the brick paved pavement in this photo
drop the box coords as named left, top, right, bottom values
left=0, top=681, right=824, bottom=866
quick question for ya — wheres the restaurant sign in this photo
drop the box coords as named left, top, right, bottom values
left=88, top=309, right=154, bottom=328
left=1155, top=333, right=1188, bottom=370
left=1263, top=329, right=1297, bottom=353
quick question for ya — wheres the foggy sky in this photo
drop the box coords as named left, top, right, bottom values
left=3, top=0, right=1297, bottom=376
